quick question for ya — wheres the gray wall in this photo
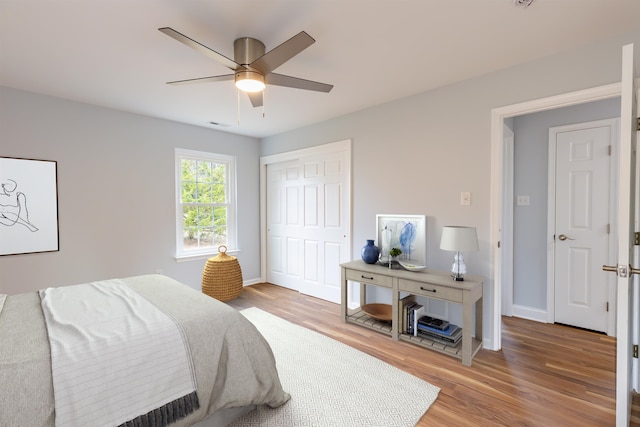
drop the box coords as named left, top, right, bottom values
left=261, top=32, right=640, bottom=341
left=1, top=87, right=261, bottom=294
left=512, top=98, right=620, bottom=311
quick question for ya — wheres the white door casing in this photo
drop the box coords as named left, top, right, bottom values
left=261, top=140, right=352, bottom=304
left=502, top=124, right=515, bottom=317
left=549, top=120, right=617, bottom=334
left=614, top=43, right=637, bottom=427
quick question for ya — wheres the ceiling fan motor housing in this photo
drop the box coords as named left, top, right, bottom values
left=233, top=37, right=267, bottom=92
left=234, top=37, right=265, bottom=66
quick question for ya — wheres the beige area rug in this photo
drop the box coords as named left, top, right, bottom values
left=231, top=307, right=440, bottom=427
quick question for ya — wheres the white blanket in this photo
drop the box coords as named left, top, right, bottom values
left=39, top=279, right=197, bottom=427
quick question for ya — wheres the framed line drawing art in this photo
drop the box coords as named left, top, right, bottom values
left=376, top=214, right=426, bottom=265
left=0, top=157, right=59, bottom=256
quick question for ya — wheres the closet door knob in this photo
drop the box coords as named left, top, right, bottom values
left=558, top=234, right=574, bottom=241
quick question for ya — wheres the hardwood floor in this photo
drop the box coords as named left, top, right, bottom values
left=227, top=283, right=640, bottom=426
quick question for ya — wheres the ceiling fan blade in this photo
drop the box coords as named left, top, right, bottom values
left=247, top=91, right=263, bottom=108
left=266, top=73, right=333, bottom=93
left=158, top=27, right=241, bottom=71
left=167, top=74, right=234, bottom=85
left=249, top=31, right=315, bottom=74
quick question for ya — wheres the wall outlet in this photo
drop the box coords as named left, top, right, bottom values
left=460, top=192, right=471, bottom=206
left=516, top=195, right=530, bottom=206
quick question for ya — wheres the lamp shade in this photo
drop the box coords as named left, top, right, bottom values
left=440, top=226, right=479, bottom=252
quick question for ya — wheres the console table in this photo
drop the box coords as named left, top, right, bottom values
left=340, top=260, right=483, bottom=366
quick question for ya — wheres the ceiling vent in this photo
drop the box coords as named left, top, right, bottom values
left=513, top=0, right=534, bottom=7
left=208, top=121, right=232, bottom=128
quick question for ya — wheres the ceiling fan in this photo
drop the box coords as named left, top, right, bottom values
left=158, top=27, right=334, bottom=107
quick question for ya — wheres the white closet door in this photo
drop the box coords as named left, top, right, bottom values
left=266, top=143, right=350, bottom=303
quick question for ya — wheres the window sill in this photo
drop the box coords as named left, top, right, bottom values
left=175, top=248, right=240, bottom=263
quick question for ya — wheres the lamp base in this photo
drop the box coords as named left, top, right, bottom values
left=450, top=251, right=467, bottom=282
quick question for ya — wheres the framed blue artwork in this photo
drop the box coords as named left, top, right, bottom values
left=376, top=214, right=426, bottom=265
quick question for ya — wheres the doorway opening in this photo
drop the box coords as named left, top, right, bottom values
left=489, top=83, right=622, bottom=351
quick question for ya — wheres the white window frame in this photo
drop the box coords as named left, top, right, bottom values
left=175, top=148, right=237, bottom=260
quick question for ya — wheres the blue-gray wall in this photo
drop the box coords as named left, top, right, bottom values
left=1, top=87, right=261, bottom=294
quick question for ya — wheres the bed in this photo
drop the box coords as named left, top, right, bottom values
left=0, top=274, right=290, bottom=426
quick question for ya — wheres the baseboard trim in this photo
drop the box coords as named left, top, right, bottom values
left=243, top=278, right=262, bottom=286
left=511, top=305, right=547, bottom=323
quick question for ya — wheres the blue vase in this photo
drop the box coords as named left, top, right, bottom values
left=361, top=239, right=380, bottom=264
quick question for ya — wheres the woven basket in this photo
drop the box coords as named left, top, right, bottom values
left=201, top=245, right=243, bottom=301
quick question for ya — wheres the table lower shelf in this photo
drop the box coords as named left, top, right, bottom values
left=399, top=333, right=483, bottom=360
left=345, top=309, right=392, bottom=336
left=345, top=309, right=482, bottom=364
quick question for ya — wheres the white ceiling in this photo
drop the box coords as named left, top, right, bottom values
left=2, top=0, right=639, bottom=138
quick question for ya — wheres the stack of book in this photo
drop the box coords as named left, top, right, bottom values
left=399, top=295, right=419, bottom=334
left=398, top=295, right=462, bottom=346
left=416, top=315, right=462, bottom=346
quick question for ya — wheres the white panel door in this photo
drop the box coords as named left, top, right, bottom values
left=613, top=43, right=638, bottom=427
left=266, top=160, right=302, bottom=291
left=553, top=121, right=614, bottom=332
left=297, top=150, right=348, bottom=302
left=266, top=144, right=349, bottom=303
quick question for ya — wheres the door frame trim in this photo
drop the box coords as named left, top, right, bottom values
left=502, top=124, right=515, bottom=318
left=546, top=118, right=620, bottom=335
left=259, top=139, right=352, bottom=283
left=490, top=82, right=621, bottom=351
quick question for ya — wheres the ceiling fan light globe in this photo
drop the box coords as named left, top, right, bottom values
left=235, top=70, right=265, bottom=92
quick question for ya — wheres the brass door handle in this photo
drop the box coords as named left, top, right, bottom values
left=558, top=234, right=574, bottom=241
left=602, top=264, right=640, bottom=277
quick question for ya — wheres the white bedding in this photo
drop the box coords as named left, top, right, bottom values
left=0, top=274, right=290, bottom=426
left=40, top=279, right=198, bottom=426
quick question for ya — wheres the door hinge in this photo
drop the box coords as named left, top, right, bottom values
left=608, top=145, right=612, bottom=156
left=606, top=301, right=609, bottom=312
left=634, top=345, right=638, bottom=359
left=637, top=117, right=640, bottom=132
left=607, top=224, right=610, bottom=234
left=635, top=232, right=640, bottom=246
left=497, top=241, right=501, bottom=248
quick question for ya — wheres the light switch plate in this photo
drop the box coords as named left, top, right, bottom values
left=516, top=195, right=530, bottom=206
left=460, top=192, right=471, bottom=206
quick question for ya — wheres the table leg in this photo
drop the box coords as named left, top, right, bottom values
left=391, top=280, right=399, bottom=340
left=340, top=267, right=347, bottom=322
left=461, top=293, right=472, bottom=366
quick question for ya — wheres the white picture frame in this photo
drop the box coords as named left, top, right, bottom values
left=376, top=214, right=426, bottom=265
left=0, top=157, right=59, bottom=256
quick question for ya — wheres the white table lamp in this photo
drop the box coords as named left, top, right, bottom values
left=440, top=226, right=479, bottom=281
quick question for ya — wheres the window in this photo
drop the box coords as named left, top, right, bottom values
left=175, top=149, right=236, bottom=259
